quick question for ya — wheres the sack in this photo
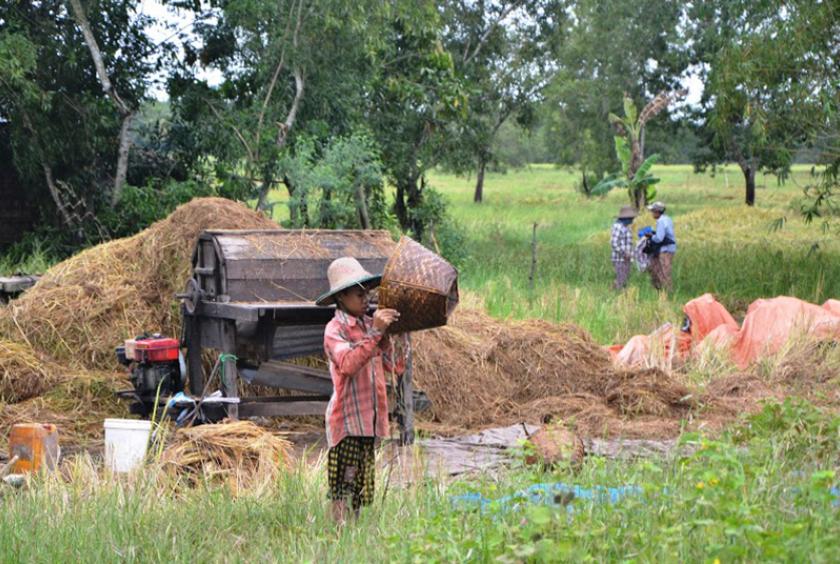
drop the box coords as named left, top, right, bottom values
left=377, top=236, right=459, bottom=333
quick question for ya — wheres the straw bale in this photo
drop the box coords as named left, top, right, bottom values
left=160, top=420, right=292, bottom=493
left=0, top=339, right=60, bottom=403
left=2, top=198, right=277, bottom=369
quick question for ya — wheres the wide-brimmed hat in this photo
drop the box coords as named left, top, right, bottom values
left=617, top=205, right=637, bottom=219
left=315, top=257, right=382, bottom=306
left=646, top=201, right=666, bottom=212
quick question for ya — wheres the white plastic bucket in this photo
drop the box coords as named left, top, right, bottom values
left=104, top=418, right=153, bottom=472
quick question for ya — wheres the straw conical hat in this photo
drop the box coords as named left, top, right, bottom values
left=315, top=257, right=381, bottom=306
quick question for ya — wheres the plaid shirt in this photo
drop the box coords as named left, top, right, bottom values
left=323, top=310, right=404, bottom=448
left=610, top=222, right=634, bottom=262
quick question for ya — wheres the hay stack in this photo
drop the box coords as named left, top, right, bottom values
left=0, top=370, right=129, bottom=447
left=160, top=421, right=292, bottom=492
left=0, top=339, right=59, bottom=403
left=412, top=309, right=694, bottom=433
left=2, top=198, right=277, bottom=369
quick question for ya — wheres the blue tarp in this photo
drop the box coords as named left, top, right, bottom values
left=451, top=482, right=643, bottom=514
left=451, top=483, right=840, bottom=514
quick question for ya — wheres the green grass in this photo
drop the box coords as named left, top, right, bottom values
left=427, top=164, right=839, bottom=343
left=2, top=400, right=839, bottom=562
left=0, top=239, right=53, bottom=277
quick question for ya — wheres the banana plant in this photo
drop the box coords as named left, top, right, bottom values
left=592, top=91, right=685, bottom=208
left=592, top=152, right=660, bottom=205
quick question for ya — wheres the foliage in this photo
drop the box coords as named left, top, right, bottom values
left=0, top=1, right=178, bottom=244
left=688, top=0, right=838, bottom=206
left=592, top=153, right=660, bottom=203
left=278, top=133, right=394, bottom=230
left=438, top=0, right=565, bottom=202
left=543, top=0, right=688, bottom=182
left=101, top=180, right=217, bottom=239
left=592, top=95, right=669, bottom=206
left=407, top=187, right=468, bottom=269
left=368, top=12, right=467, bottom=239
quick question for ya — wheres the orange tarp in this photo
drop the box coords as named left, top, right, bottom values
left=610, top=294, right=840, bottom=369
left=729, top=297, right=840, bottom=368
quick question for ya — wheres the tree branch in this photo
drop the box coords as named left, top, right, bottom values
left=464, top=0, right=524, bottom=65
left=113, top=112, right=134, bottom=206
left=206, top=99, right=255, bottom=163
left=67, top=0, right=129, bottom=115
left=255, top=0, right=298, bottom=153
left=275, top=66, right=305, bottom=149
left=68, top=0, right=133, bottom=205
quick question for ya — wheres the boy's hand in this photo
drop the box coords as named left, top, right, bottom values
left=373, top=308, right=400, bottom=333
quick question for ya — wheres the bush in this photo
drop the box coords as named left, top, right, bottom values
left=408, top=187, right=468, bottom=269
left=103, top=180, right=217, bottom=238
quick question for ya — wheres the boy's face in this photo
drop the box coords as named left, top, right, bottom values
left=338, top=285, right=369, bottom=317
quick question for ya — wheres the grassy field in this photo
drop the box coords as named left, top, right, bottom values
left=2, top=400, right=839, bottom=561
left=426, top=164, right=839, bottom=343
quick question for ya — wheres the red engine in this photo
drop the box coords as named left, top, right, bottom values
left=116, top=334, right=184, bottom=416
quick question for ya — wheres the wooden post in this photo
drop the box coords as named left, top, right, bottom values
left=185, top=310, right=205, bottom=396
left=528, top=223, right=538, bottom=294
left=221, top=320, right=239, bottom=420
left=397, top=336, right=415, bottom=446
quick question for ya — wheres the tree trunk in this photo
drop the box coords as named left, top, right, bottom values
left=408, top=176, right=425, bottom=241
left=474, top=156, right=486, bottom=203
left=112, top=112, right=134, bottom=206
left=69, top=0, right=133, bottom=204
left=741, top=163, right=756, bottom=206
left=282, top=175, right=308, bottom=226
left=355, top=183, right=371, bottom=229
left=394, top=173, right=423, bottom=240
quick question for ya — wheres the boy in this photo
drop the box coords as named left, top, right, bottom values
left=315, top=257, right=403, bottom=523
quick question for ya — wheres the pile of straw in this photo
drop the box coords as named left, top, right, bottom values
left=0, top=370, right=129, bottom=447
left=0, top=340, right=59, bottom=402
left=160, top=421, right=292, bottom=493
left=412, top=309, right=694, bottom=435
left=2, top=198, right=277, bottom=370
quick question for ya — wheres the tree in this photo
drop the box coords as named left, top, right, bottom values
left=542, top=0, right=687, bottom=187
left=368, top=12, right=467, bottom=239
left=439, top=0, right=565, bottom=203
left=689, top=0, right=835, bottom=206
left=167, top=0, right=346, bottom=213
left=0, top=1, right=168, bottom=244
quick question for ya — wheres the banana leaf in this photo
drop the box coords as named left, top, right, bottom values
left=614, top=137, right=631, bottom=176
left=633, top=153, right=660, bottom=183
left=591, top=174, right=627, bottom=196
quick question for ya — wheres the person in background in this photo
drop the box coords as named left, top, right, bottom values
left=315, top=257, right=404, bottom=524
left=644, top=201, right=677, bottom=291
left=610, top=205, right=637, bottom=290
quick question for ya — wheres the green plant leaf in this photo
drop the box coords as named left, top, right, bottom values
left=633, top=153, right=661, bottom=182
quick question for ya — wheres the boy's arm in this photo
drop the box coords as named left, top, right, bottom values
left=325, top=322, right=383, bottom=378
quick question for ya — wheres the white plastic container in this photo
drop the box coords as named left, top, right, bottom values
left=104, top=418, right=152, bottom=472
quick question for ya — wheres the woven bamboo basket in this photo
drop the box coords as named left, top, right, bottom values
left=378, top=236, right=459, bottom=333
